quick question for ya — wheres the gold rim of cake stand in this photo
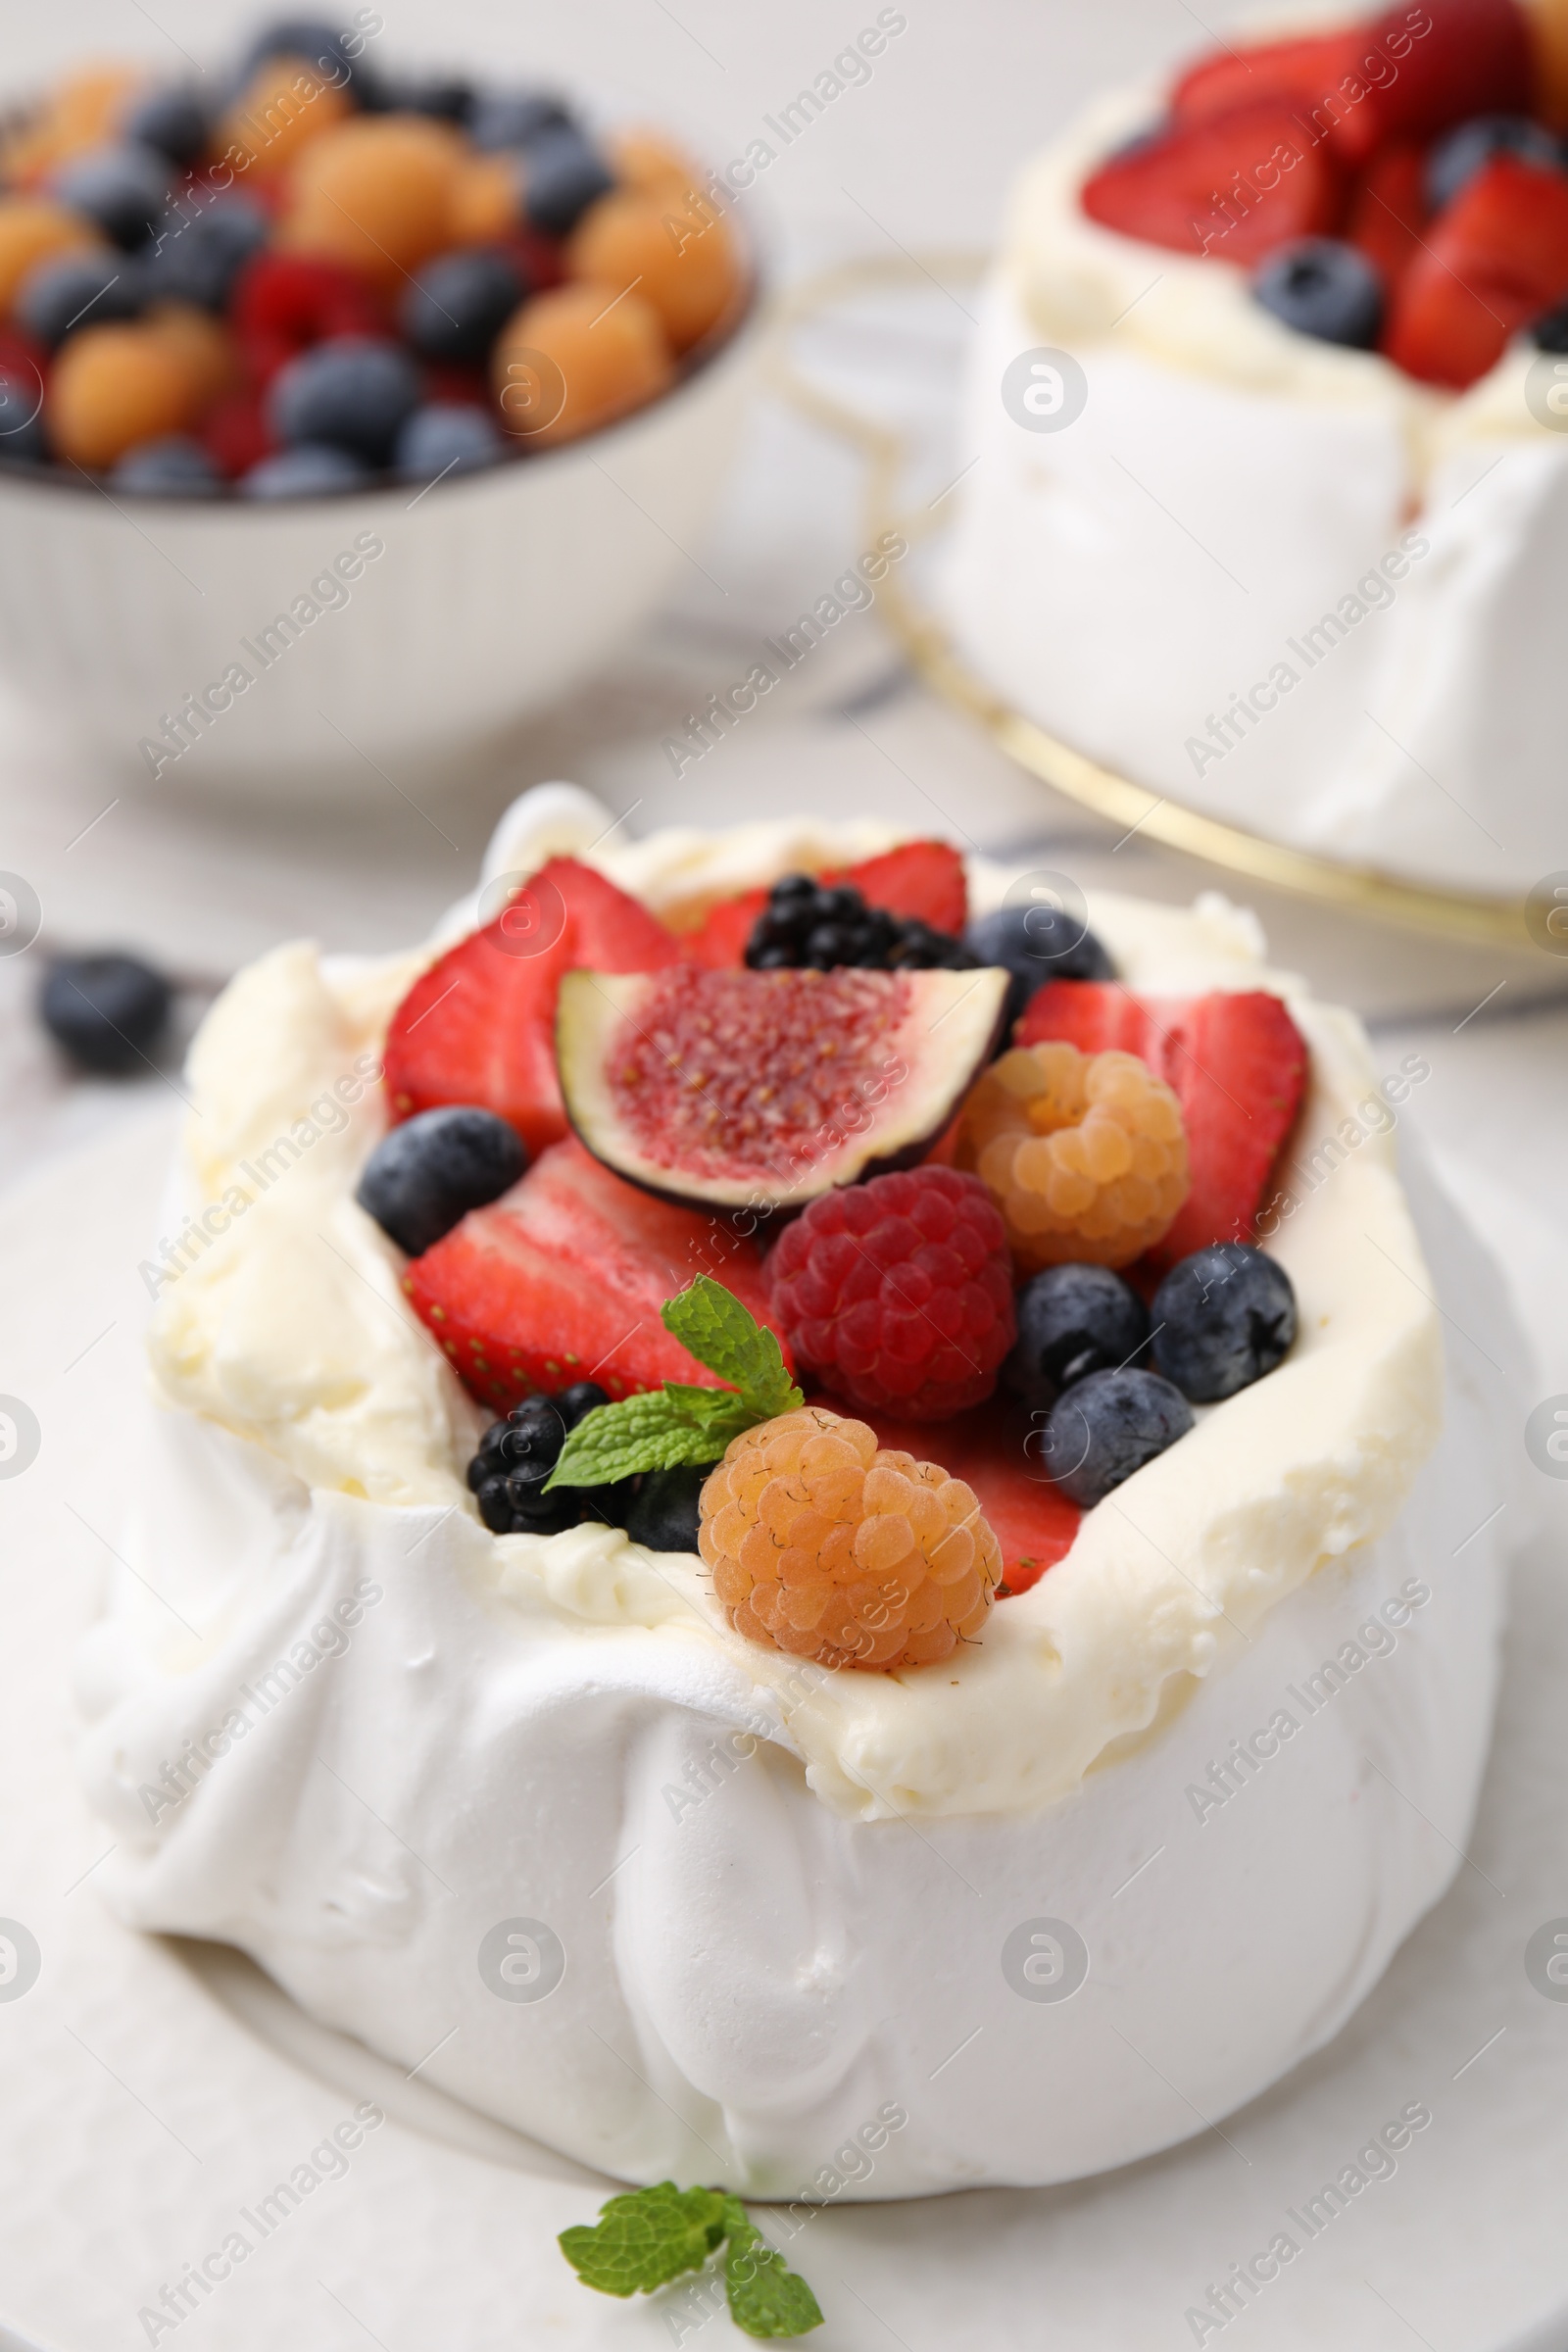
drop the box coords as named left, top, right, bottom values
left=765, top=255, right=1535, bottom=954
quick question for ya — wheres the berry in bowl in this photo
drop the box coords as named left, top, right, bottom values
left=0, top=21, right=760, bottom=788
left=942, top=0, right=1568, bottom=897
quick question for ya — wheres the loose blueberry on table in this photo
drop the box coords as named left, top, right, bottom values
left=39, top=950, right=172, bottom=1074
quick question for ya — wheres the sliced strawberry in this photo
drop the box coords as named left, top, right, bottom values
left=1173, top=1, right=1532, bottom=167
left=1357, top=0, right=1532, bottom=154
left=383, top=857, right=680, bottom=1157
left=1347, top=141, right=1428, bottom=291
left=1016, top=982, right=1308, bottom=1272
left=407, top=1136, right=788, bottom=1413
left=843, top=1399, right=1081, bottom=1596
left=679, top=840, right=968, bottom=967
left=1384, top=153, right=1568, bottom=386
left=1082, top=100, right=1345, bottom=265
left=844, top=841, right=967, bottom=932
left=680, top=887, right=767, bottom=968
left=1172, top=30, right=1363, bottom=131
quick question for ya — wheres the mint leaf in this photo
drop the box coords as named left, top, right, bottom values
left=545, top=1388, right=751, bottom=1490
left=663, top=1278, right=803, bottom=1418
left=544, top=1281, right=801, bottom=1496
left=720, top=2200, right=824, bottom=2338
left=559, top=2181, right=728, bottom=2298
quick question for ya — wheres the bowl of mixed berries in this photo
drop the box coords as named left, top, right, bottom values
left=0, top=18, right=759, bottom=788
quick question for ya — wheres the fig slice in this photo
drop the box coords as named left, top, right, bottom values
left=558, top=962, right=1009, bottom=1213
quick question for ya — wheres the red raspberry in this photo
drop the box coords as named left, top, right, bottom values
left=200, top=386, right=274, bottom=477
left=767, top=1166, right=1015, bottom=1421
left=230, top=253, right=386, bottom=353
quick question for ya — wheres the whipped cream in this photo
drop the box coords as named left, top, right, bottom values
left=74, top=786, right=1522, bottom=2193
left=942, top=67, right=1568, bottom=895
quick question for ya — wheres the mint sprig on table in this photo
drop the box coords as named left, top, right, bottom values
left=545, top=1278, right=802, bottom=1490
left=559, top=2181, right=823, bottom=2338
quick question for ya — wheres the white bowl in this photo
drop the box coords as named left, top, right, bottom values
left=0, top=289, right=764, bottom=796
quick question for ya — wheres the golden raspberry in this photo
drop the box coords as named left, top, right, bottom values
left=956, top=1042, right=1189, bottom=1272
left=698, top=1406, right=1002, bottom=1674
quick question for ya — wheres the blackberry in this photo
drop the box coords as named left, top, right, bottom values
left=744, top=875, right=978, bottom=974
left=466, top=1382, right=619, bottom=1536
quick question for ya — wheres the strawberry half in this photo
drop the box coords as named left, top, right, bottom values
left=1172, top=29, right=1364, bottom=134
left=680, top=840, right=968, bottom=967
left=1357, top=0, right=1532, bottom=153
left=844, top=1400, right=1081, bottom=1596
left=383, top=857, right=681, bottom=1157
left=1384, top=153, right=1568, bottom=387
left=1172, top=0, right=1531, bottom=168
left=845, top=841, right=968, bottom=933
left=407, top=1136, right=790, bottom=1413
left=1016, top=982, right=1308, bottom=1272
left=1081, top=99, right=1345, bottom=265
left=1347, top=140, right=1429, bottom=292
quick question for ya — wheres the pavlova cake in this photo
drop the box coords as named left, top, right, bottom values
left=77, top=782, right=1521, bottom=2210
left=943, top=0, right=1568, bottom=896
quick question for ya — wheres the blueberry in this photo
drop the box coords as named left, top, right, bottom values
left=240, top=19, right=385, bottom=106
left=239, top=444, right=373, bottom=498
left=399, top=246, right=526, bottom=365
left=1151, top=1243, right=1297, bottom=1403
left=122, top=84, right=212, bottom=167
left=468, top=90, right=573, bottom=151
left=17, top=250, right=145, bottom=347
left=1534, top=297, right=1568, bottom=354
left=54, top=144, right=172, bottom=251
left=269, top=335, right=421, bottom=466
left=395, top=403, right=504, bottom=481
left=383, top=73, right=474, bottom=123
left=1426, top=114, right=1564, bottom=214
left=1038, top=1367, right=1193, bottom=1508
left=145, top=199, right=270, bottom=311
left=0, top=370, right=47, bottom=464
left=39, top=953, right=172, bottom=1075
left=1251, top=238, right=1384, bottom=351
left=356, top=1105, right=526, bottom=1256
left=620, top=1464, right=709, bottom=1552
left=1004, top=1263, right=1150, bottom=1410
left=111, top=435, right=221, bottom=496
left=964, top=903, right=1112, bottom=1036
left=522, top=128, right=614, bottom=237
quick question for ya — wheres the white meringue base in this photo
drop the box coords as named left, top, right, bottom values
left=75, top=1144, right=1513, bottom=2197
left=941, top=129, right=1568, bottom=897
left=73, top=790, right=1524, bottom=2196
